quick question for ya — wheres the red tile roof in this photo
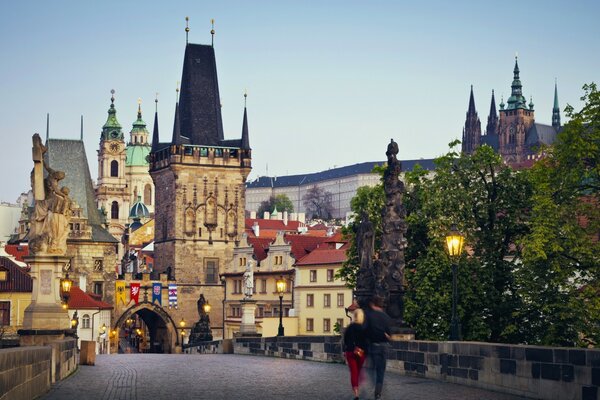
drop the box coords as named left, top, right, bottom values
left=295, top=247, right=347, bottom=266
left=4, top=244, right=29, bottom=262
left=67, top=286, right=112, bottom=310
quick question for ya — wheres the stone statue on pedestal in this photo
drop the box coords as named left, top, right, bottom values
left=188, top=294, right=213, bottom=344
left=243, top=261, right=254, bottom=299
left=29, top=133, right=72, bottom=256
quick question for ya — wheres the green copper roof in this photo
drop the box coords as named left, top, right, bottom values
left=130, top=104, right=148, bottom=135
left=125, top=144, right=151, bottom=166
left=101, top=91, right=124, bottom=141
left=505, top=58, right=528, bottom=110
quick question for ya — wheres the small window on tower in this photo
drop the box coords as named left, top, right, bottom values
left=111, top=201, right=119, bottom=220
left=110, top=160, right=119, bottom=177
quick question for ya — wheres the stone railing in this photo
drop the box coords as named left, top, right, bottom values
left=0, top=339, right=78, bottom=400
left=185, top=340, right=225, bottom=354
left=229, top=336, right=600, bottom=400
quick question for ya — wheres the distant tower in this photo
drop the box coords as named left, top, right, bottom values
left=498, top=57, right=535, bottom=164
left=485, top=90, right=499, bottom=136
left=96, top=90, right=130, bottom=246
left=552, top=81, right=561, bottom=130
left=125, top=99, right=154, bottom=214
left=461, top=85, right=481, bottom=154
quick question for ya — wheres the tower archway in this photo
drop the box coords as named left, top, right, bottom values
left=113, top=302, right=179, bottom=354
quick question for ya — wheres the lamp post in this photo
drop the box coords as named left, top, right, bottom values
left=445, top=224, right=465, bottom=341
left=276, top=276, right=286, bottom=336
left=60, top=272, right=73, bottom=302
left=179, top=318, right=186, bottom=350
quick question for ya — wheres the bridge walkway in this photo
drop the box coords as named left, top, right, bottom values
left=42, top=353, right=528, bottom=400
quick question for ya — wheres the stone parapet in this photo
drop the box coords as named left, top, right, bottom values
left=0, top=346, right=52, bottom=400
left=233, top=336, right=344, bottom=363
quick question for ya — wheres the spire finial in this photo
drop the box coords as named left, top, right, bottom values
left=211, top=18, right=215, bottom=47
left=176, top=81, right=180, bottom=101
left=46, top=113, right=49, bottom=142
left=155, top=92, right=159, bottom=113
left=244, top=89, right=247, bottom=107
left=137, top=98, right=142, bottom=117
left=185, top=16, right=190, bottom=44
left=80, top=115, right=83, bottom=140
left=110, top=89, right=115, bottom=104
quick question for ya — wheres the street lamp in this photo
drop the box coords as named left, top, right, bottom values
left=60, top=272, right=73, bottom=302
left=276, top=276, right=287, bottom=336
left=203, top=301, right=211, bottom=314
left=179, top=318, right=186, bottom=349
left=445, top=224, right=465, bottom=341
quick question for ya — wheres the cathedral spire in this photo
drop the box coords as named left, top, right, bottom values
left=461, top=85, right=481, bottom=154
left=485, top=90, right=498, bottom=136
left=552, top=80, right=561, bottom=129
left=506, top=56, right=527, bottom=110
left=151, top=94, right=161, bottom=152
left=241, top=91, right=250, bottom=150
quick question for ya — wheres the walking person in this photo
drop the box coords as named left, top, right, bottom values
left=364, top=295, right=392, bottom=400
left=343, top=308, right=368, bottom=400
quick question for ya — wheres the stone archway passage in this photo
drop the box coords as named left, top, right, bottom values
left=114, top=302, right=179, bottom=354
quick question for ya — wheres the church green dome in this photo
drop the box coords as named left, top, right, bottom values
left=125, top=144, right=151, bottom=167
left=129, top=196, right=150, bottom=219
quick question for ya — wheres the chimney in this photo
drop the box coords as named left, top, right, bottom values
left=263, top=211, right=270, bottom=220
left=298, top=212, right=306, bottom=223
left=252, top=221, right=260, bottom=237
left=283, top=211, right=288, bottom=226
left=250, top=211, right=256, bottom=219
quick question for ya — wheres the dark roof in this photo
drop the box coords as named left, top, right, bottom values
left=0, top=257, right=32, bottom=292
left=481, top=134, right=499, bottom=151
left=46, top=139, right=117, bottom=243
left=246, top=159, right=435, bottom=189
left=526, top=123, right=558, bottom=148
left=178, top=44, right=224, bottom=146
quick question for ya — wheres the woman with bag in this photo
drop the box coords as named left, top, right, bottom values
left=343, top=308, right=368, bottom=400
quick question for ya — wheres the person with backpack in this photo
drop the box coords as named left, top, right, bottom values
left=343, top=308, right=368, bottom=400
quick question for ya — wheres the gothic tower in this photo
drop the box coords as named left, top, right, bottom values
left=552, top=82, right=561, bottom=130
left=96, top=91, right=130, bottom=245
left=149, top=43, right=252, bottom=332
left=498, top=57, right=535, bottom=164
left=485, top=90, right=499, bottom=136
left=461, top=85, right=481, bottom=154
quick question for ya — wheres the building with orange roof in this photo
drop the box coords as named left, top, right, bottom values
left=0, top=245, right=32, bottom=338
left=67, top=286, right=112, bottom=354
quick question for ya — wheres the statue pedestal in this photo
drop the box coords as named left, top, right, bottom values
left=19, top=255, right=70, bottom=346
left=239, top=299, right=260, bottom=337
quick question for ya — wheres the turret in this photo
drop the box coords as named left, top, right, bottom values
left=552, top=81, right=561, bottom=129
left=101, top=90, right=124, bottom=142
left=485, top=90, right=498, bottom=136
left=130, top=99, right=149, bottom=145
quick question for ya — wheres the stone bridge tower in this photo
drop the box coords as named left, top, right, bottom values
left=149, top=42, right=252, bottom=338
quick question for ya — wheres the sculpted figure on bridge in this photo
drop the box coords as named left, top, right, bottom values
left=29, top=133, right=72, bottom=256
left=243, top=261, right=254, bottom=299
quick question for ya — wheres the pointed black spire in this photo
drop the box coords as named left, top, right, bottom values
left=171, top=88, right=182, bottom=144
left=468, top=85, right=476, bottom=114
left=462, top=85, right=481, bottom=155
left=485, top=90, right=499, bottom=136
left=151, top=94, right=161, bottom=152
left=552, top=80, right=561, bottom=129
left=241, top=92, right=250, bottom=150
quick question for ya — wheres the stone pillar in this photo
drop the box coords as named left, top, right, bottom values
left=239, top=299, right=260, bottom=337
left=19, top=255, right=71, bottom=346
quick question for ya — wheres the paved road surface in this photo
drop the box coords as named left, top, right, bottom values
left=41, top=354, right=528, bottom=400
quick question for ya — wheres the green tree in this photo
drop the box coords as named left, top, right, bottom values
left=257, top=194, right=294, bottom=217
left=517, top=83, right=600, bottom=346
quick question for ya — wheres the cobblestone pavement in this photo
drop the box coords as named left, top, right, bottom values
left=41, top=354, right=528, bottom=400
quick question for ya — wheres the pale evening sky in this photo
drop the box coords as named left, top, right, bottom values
left=0, top=0, right=598, bottom=202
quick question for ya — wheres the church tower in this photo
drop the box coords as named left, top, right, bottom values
left=125, top=99, right=154, bottom=214
left=150, top=42, right=252, bottom=331
left=498, top=57, right=535, bottom=164
left=461, top=85, right=481, bottom=154
left=96, top=90, right=130, bottom=244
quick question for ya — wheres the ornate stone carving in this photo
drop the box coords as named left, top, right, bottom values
left=29, top=133, right=72, bottom=256
left=243, top=261, right=254, bottom=299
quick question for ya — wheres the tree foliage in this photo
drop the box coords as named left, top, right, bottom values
left=303, top=186, right=334, bottom=220
left=340, top=83, right=600, bottom=346
left=257, top=194, right=294, bottom=217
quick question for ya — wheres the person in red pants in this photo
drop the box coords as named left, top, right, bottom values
left=343, top=308, right=368, bottom=400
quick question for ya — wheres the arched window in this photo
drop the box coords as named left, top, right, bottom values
left=110, top=160, right=119, bottom=177
left=144, top=184, right=152, bottom=205
left=82, top=314, right=90, bottom=329
left=111, top=201, right=119, bottom=220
